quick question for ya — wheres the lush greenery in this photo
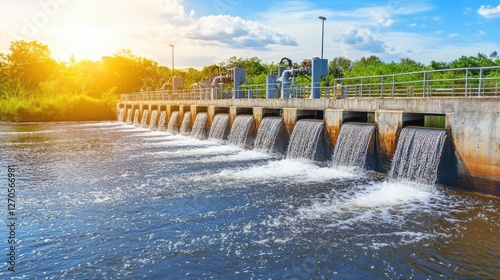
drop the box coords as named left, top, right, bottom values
left=1, top=40, right=500, bottom=122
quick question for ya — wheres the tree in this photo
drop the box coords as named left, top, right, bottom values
left=7, top=40, right=57, bottom=88
left=0, top=53, right=8, bottom=85
left=100, top=49, right=161, bottom=93
left=222, top=56, right=268, bottom=77
left=347, top=55, right=384, bottom=77
left=429, top=60, right=450, bottom=70
left=449, top=53, right=495, bottom=69
left=329, top=57, right=353, bottom=79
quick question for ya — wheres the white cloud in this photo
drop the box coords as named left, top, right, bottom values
left=408, top=23, right=418, bottom=27
left=377, top=18, right=396, bottom=27
left=185, top=15, right=297, bottom=48
left=478, top=5, right=500, bottom=18
left=389, top=1, right=433, bottom=15
left=449, top=33, right=460, bottom=38
left=335, top=27, right=387, bottom=53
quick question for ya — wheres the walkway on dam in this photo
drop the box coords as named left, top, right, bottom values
left=120, top=66, right=500, bottom=102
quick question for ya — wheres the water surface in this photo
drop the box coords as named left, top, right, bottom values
left=0, top=122, right=498, bottom=279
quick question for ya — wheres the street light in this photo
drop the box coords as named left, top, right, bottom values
left=318, top=16, right=326, bottom=59
left=169, top=44, right=175, bottom=89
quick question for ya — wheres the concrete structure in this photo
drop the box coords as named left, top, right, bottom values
left=118, top=97, right=500, bottom=196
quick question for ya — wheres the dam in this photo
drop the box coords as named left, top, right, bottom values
left=118, top=64, right=500, bottom=196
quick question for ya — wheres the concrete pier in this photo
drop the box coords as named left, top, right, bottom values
left=118, top=97, right=500, bottom=196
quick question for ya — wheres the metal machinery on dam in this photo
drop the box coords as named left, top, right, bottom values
left=118, top=61, right=500, bottom=196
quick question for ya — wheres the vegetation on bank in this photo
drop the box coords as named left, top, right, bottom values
left=1, top=40, right=500, bottom=122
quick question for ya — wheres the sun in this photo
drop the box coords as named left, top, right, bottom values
left=54, top=26, right=116, bottom=60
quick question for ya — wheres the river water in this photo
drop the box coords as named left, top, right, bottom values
left=0, top=122, right=499, bottom=279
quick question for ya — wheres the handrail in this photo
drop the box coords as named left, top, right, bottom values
left=120, top=66, right=500, bottom=101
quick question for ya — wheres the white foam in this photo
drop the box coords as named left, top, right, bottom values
left=297, top=180, right=437, bottom=221
left=148, top=144, right=241, bottom=157
left=125, top=130, right=170, bottom=138
left=214, top=159, right=358, bottom=183
left=114, top=127, right=151, bottom=133
left=72, top=122, right=121, bottom=127
left=0, top=129, right=65, bottom=135
left=348, top=181, right=436, bottom=208
left=201, top=150, right=272, bottom=163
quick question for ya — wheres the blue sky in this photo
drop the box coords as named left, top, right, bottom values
left=1, top=0, right=500, bottom=68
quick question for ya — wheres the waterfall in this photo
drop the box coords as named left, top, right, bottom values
left=118, top=108, right=125, bottom=122
left=332, top=123, right=375, bottom=168
left=126, top=109, right=133, bottom=124
left=148, top=110, right=158, bottom=130
left=389, top=127, right=447, bottom=185
left=191, top=113, right=209, bottom=139
left=157, top=111, right=167, bottom=131
left=254, top=117, right=287, bottom=154
left=140, top=110, right=149, bottom=127
left=286, top=120, right=326, bottom=161
left=133, top=109, right=140, bottom=125
left=228, top=115, right=254, bottom=148
left=180, top=112, right=192, bottom=135
left=167, top=111, right=179, bottom=134
left=208, top=114, right=230, bottom=140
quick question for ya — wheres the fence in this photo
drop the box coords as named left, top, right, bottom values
left=120, top=66, right=500, bottom=102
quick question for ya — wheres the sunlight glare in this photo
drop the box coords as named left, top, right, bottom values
left=55, top=26, right=115, bottom=60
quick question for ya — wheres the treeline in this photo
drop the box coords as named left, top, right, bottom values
left=1, top=40, right=500, bottom=121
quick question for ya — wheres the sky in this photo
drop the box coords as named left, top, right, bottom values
left=1, top=0, right=500, bottom=68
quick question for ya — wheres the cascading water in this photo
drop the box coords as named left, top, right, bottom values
left=208, top=114, right=230, bottom=140
left=286, top=120, right=326, bottom=161
left=167, top=111, right=179, bottom=134
left=389, top=127, right=447, bottom=185
left=133, top=109, right=140, bottom=125
left=148, top=110, right=159, bottom=130
left=126, top=109, right=133, bottom=124
left=157, top=111, right=167, bottom=131
left=228, top=115, right=254, bottom=148
left=140, top=110, right=149, bottom=128
left=332, top=123, right=375, bottom=168
left=191, top=113, right=209, bottom=140
left=118, top=108, right=125, bottom=122
left=254, top=117, right=287, bottom=154
left=180, top=112, right=192, bottom=135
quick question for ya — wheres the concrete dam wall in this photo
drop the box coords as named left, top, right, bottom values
left=117, top=97, right=500, bottom=196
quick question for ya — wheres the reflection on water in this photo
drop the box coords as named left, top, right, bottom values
left=0, top=122, right=498, bottom=279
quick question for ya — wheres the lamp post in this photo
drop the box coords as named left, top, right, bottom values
left=318, top=16, right=326, bottom=59
left=169, top=44, right=175, bottom=89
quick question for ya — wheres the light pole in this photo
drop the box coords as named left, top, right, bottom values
left=318, top=16, right=326, bottom=59
left=169, top=44, right=175, bottom=89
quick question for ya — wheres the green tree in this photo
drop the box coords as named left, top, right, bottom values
left=0, top=53, right=8, bottom=85
left=347, top=55, right=384, bottom=77
left=449, top=53, right=495, bottom=68
left=429, top=60, right=450, bottom=70
left=222, top=56, right=269, bottom=78
left=100, top=49, right=161, bottom=93
left=329, top=57, right=353, bottom=79
left=6, top=40, right=57, bottom=88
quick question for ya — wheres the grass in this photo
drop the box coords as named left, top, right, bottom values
left=0, top=82, right=119, bottom=122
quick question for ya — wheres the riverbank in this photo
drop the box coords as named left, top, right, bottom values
left=0, top=94, right=117, bottom=122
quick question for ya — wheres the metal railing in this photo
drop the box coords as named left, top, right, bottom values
left=120, top=66, right=500, bottom=102
left=335, top=66, right=500, bottom=98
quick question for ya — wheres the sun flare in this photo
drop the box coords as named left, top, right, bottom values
left=54, top=26, right=115, bottom=60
